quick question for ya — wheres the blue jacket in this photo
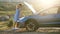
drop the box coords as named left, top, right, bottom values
left=14, top=8, right=20, bottom=22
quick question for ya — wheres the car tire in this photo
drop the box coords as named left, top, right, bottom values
left=25, top=19, right=39, bottom=31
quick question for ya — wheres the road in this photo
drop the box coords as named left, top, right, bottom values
left=0, top=27, right=60, bottom=34
left=0, top=31, right=60, bottom=34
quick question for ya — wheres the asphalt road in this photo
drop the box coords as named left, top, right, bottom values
left=0, top=31, right=60, bottom=34
left=0, top=27, right=60, bottom=34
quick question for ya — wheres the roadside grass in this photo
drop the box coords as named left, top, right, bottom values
left=0, top=11, right=15, bottom=16
left=0, top=11, right=14, bottom=30
left=0, top=10, right=32, bottom=31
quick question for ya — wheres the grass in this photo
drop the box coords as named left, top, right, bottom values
left=0, top=21, right=9, bottom=30
left=0, top=2, right=33, bottom=31
left=0, top=10, right=32, bottom=30
left=0, top=11, right=14, bottom=30
left=0, top=11, right=15, bottom=16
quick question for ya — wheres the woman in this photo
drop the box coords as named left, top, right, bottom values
left=13, top=4, right=22, bottom=29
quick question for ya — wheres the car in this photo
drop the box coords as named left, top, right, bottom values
left=13, top=1, right=60, bottom=31
left=17, top=14, right=60, bottom=31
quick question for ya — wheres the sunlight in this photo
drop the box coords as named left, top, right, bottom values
left=37, top=0, right=59, bottom=14
left=23, top=0, right=60, bottom=14
left=24, top=1, right=36, bottom=14
left=39, top=0, right=57, bottom=9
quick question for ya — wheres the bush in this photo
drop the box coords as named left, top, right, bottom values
left=7, top=19, right=13, bottom=27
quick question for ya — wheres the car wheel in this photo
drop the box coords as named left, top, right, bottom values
left=25, top=19, right=39, bottom=31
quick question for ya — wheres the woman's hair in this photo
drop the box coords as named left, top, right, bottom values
left=16, top=4, right=22, bottom=8
left=18, top=4, right=22, bottom=6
